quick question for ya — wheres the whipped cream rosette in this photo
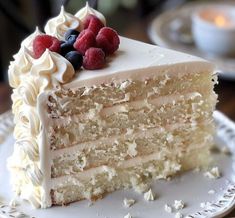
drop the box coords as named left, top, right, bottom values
left=45, top=6, right=83, bottom=40
left=75, top=2, right=106, bottom=25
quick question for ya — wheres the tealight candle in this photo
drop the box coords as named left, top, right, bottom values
left=192, top=5, right=235, bottom=56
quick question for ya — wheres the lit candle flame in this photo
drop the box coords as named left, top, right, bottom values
left=214, top=15, right=227, bottom=27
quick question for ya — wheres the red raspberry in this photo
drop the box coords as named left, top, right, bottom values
left=84, top=15, right=104, bottom=35
left=73, top=29, right=96, bottom=55
left=83, top=47, right=105, bottom=70
left=96, top=27, right=120, bottom=55
left=33, top=35, right=60, bottom=58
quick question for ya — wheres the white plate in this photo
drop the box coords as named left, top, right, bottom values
left=148, top=1, right=235, bottom=80
left=1, top=111, right=235, bottom=218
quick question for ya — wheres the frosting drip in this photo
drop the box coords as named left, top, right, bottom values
left=75, top=2, right=106, bottom=25
left=8, top=27, right=75, bottom=207
left=45, top=6, right=83, bottom=40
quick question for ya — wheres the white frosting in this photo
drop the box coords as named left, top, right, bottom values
left=21, top=27, right=42, bottom=50
left=8, top=35, right=75, bottom=208
left=204, top=167, right=220, bottom=179
left=124, top=213, right=132, bottom=218
left=45, top=6, right=83, bottom=40
left=175, top=212, right=183, bottom=218
left=75, top=2, right=106, bottom=25
left=8, top=47, right=34, bottom=88
left=174, top=200, right=185, bottom=210
left=18, top=77, right=39, bottom=106
left=16, top=138, right=39, bottom=161
left=31, top=49, right=75, bottom=87
left=64, top=37, right=214, bottom=89
left=164, top=204, right=173, bottom=213
left=144, top=189, right=155, bottom=201
left=123, top=198, right=135, bottom=208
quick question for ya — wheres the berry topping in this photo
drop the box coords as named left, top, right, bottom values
left=65, top=51, right=83, bottom=70
left=33, top=35, right=61, bottom=58
left=64, top=29, right=80, bottom=41
left=96, top=27, right=120, bottom=55
left=83, top=47, right=105, bottom=70
left=67, top=35, right=77, bottom=45
left=60, top=42, right=75, bottom=56
left=84, top=14, right=104, bottom=35
left=73, top=29, right=96, bottom=55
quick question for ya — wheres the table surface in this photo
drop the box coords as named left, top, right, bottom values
left=1, top=15, right=235, bottom=217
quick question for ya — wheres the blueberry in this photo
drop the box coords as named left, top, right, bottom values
left=60, top=42, right=75, bottom=56
left=65, top=51, right=83, bottom=70
left=64, top=29, right=80, bottom=41
left=67, top=35, right=77, bottom=45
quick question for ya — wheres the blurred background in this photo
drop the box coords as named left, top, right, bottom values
left=0, top=0, right=235, bottom=122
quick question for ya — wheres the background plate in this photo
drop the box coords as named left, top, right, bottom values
left=0, top=111, right=235, bottom=218
left=148, top=1, right=235, bottom=80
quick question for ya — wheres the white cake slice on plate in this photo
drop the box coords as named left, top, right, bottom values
left=7, top=4, right=217, bottom=208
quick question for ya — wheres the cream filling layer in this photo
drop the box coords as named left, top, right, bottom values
left=51, top=142, right=212, bottom=190
left=51, top=121, right=213, bottom=160
left=51, top=91, right=204, bottom=126
left=100, top=92, right=202, bottom=116
left=51, top=151, right=178, bottom=189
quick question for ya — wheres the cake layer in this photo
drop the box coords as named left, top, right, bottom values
left=48, top=71, right=215, bottom=118
left=51, top=121, right=214, bottom=178
left=51, top=146, right=211, bottom=205
left=49, top=91, right=216, bottom=149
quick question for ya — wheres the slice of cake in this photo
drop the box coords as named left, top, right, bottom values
left=7, top=4, right=217, bottom=208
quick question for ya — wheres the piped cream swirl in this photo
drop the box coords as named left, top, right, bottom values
left=45, top=6, right=83, bottom=40
left=8, top=47, right=34, bottom=88
left=18, top=77, right=39, bottom=106
left=8, top=29, right=75, bottom=208
left=31, top=49, right=75, bottom=88
left=21, top=27, right=43, bottom=50
left=75, top=2, right=106, bottom=25
left=16, top=137, right=39, bottom=161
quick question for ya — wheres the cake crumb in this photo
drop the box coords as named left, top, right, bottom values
left=123, top=198, right=135, bottom=208
left=124, top=213, right=132, bottom=218
left=200, top=201, right=210, bottom=208
left=175, top=212, right=183, bottom=218
left=204, top=167, right=220, bottom=179
left=166, top=133, right=173, bottom=142
left=164, top=204, right=173, bottom=213
left=126, top=141, right=138, bottom=157
left=174, top=200, right=185, bottom=210
left=144, top=189, right=155, bottom=201
left=208, top=189, right=215, bottom=194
